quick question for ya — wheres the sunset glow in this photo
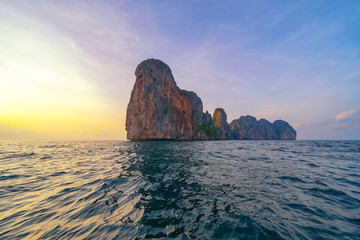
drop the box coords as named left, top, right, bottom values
left=1, top=1, right=359, bottom=140
left=0, top=8, right=125, bottom=139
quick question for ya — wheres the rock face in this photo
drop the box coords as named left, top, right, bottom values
left=212, top=108, right=231, bottom=139
left=126, top=59, right=296, bottom=140
left=229, top=115, right=296, bottom=140
left=197, top=111, right=218, bottom=140
left=273, top=120, right=297, bottom=140
left=126, top=59, right=202, bottom=140
left=230, top=115, right=259, bottom=140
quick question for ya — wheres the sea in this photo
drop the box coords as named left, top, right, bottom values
left=0, top=140, right=359, bottom=240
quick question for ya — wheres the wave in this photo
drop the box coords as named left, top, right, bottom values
left=0, top=140, right=359, bottom=239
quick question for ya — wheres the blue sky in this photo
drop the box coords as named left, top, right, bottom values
left=1, top=0, right=359, bottom=140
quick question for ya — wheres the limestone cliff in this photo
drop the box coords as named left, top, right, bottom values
left=125, top=59, right=296, bottom=140
left=212, top=108, right=231, bottom=140
left=126, top=59, right=203, bottom=140
left=197, top=111, right=218, bottom=140
left=229, top=115, right=296, bottom=140
left=273, top=120, right=297, bottom=140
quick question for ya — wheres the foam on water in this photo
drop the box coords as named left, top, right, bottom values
left=0, top=140, right=359, bottom=239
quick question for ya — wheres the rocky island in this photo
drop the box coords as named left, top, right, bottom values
left=126, top=59, right=296, bottom=140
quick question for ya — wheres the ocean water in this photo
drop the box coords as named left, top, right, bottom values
left=0, top=140, right=359, bottom=240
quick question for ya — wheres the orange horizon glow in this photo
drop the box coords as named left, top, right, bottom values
left=0, top=11, right=126, bottom=140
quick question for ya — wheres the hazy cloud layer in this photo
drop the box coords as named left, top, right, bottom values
left=1, top=0, right=359, bottom=139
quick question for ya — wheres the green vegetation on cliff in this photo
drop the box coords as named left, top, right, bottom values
left=197, top=124, right=219, bottom=138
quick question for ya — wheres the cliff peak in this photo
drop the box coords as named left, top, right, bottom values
left=126, top=59, right=203, bottom=140
left=212, top=108, right=231, bottom=139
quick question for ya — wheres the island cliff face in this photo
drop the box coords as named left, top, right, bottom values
left=213, top=108, right=231, bottom=139
left=126, top=59, right=296, bottom=140
left=126, top=59, right=202, bottom=140
left=229, top=116, right=296, bottom=140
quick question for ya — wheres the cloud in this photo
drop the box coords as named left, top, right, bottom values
left=336, top=109, right=357, bottom=121
left=1, top=0, right=359, bottom=141
left=325, top=109, right=359, bottom=130
left=298, top=109, right=360, bottom=139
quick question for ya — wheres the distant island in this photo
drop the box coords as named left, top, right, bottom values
left=126, top=59, right=296, bottom=140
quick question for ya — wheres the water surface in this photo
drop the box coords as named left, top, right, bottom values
left=0, top=140, right=359, bottom=239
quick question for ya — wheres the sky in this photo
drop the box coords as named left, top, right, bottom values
left=0, top=0, right=359, bottom=140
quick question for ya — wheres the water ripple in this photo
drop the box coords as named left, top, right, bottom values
left=0, top=140, right=359, bottom=239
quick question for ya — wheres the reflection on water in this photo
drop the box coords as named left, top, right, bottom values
left=0, top=140, right=359, bottom=239
left=131, top=142, right=282, bottom=239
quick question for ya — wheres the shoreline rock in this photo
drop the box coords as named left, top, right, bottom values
left=126, top=59, right=296, bottom=140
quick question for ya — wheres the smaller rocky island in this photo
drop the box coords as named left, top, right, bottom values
left=126, top=59, right=296, bottom=140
